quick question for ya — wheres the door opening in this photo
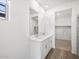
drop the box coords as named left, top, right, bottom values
left=55, top=8, right=72, bottom=52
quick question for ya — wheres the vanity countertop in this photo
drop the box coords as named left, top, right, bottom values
left=31, top=34, right=53, bottom=41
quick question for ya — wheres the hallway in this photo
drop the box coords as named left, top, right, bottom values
left=45, top=49, right=79, bottom=59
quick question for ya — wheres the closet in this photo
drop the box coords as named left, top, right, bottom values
left=55, top=9, right=72, bottom=40
left=55, top=9, right=72, bottom=51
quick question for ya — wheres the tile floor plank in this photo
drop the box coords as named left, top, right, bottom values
left=45, top=49, right=79, bottom=59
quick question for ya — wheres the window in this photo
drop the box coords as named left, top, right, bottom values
left=0, top=0, right=7, bottom=19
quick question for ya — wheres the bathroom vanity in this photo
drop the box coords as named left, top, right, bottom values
left=30, top=34, right=52, bottom=59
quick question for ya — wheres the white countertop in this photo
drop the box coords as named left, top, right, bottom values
left=31, top=34, right=53, bottom=41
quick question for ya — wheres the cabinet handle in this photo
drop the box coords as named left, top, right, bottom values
left=51, top=40, right=52, bottom=43
left=45, top=45, right=47, bottom=48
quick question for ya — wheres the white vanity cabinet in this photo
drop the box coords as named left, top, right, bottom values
left=30, top=35, right=52, bottom=59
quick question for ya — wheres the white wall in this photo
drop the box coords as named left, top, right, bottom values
left=38, top=13, right=46, bottom=34
left=46, top=1, right=79, bottom=54
left=0, top=0, right=30, bottom=59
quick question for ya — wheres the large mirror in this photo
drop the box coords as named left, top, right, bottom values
left=29, top=8, right=38, bottom=36
left=0, top=0, right=7, bottom=19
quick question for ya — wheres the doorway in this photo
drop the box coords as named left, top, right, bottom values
left=55, top=8, right=72, bottom=52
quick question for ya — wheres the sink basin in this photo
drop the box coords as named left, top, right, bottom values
left=31, top=34, right=45, bottom=39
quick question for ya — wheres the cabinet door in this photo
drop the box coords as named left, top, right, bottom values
left=41, top=40, right=47, bottom=59
left=41, top=38, right=52, bottom=59
left=46, top=38, right=52, bottom=53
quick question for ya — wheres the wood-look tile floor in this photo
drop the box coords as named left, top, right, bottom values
left=45, top=49, right=79, bottom=59
left=55, top=39, right=71, bottom=52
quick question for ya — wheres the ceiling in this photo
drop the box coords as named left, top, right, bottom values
left=36, top=0, right=79, bottom=10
